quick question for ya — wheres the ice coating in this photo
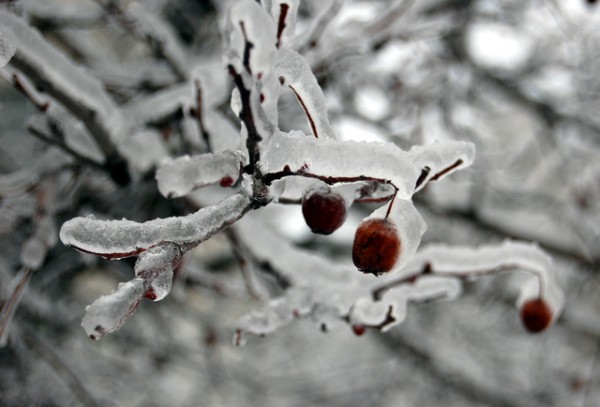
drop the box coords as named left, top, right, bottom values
left=410, top=140, right=476, bottom=191
left=120, top=130, right=169, bottom=173
left=156, top=150, right=244, bottom=198
left=126, top=2, right=189, bottom=80
left=134, top=243, right=183, bottom=302
left=0, top=12, right=125, bottom=153
left=228, top=0, right=277, bottom=77
left=59, top=193, right=251, bottom=258
left=271, top=0, right=300, bottom=47
left=276, top=48, right=337, bottom=139
left=262, top=131, right=418, bottom=198
left=20, top=215, right=57, bottom=270
left=349, top=296, right=407, bottom=331
left=0, top=149, right=72, bottom=198
left=365, top=198, right=427, bottom=273
left=0, top=25, right=16, bottom=68
left=237, top=286, right=313, bottom=337
left=81, top=278, right=145, bottom=340
left=517, top=277, right=564, bottom=325
left=405, top=240, right=553, bottom=282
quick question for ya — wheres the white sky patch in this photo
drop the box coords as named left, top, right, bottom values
left=334, top=116, right=387, bottom=143
left=466, top=23, right=533, bottom=72
left=354, top=86, right=391, bottom=121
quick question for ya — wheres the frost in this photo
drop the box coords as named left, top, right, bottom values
left=81, top=277, right=145, bottom=340
left=0, top=25, right=16, bottom=68
left=156, top=150, right=245, bottom=198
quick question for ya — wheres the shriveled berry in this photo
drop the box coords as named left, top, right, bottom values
left=520, top=298, right=553, bottom=333
left=352, top=218, right=400, bottom=275
left=302, top=189, right=347, bottom=235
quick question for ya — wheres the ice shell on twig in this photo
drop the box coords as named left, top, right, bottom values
left=0, top=26, right=16, bottom=68
left=81, top=278, right=145, bottom=340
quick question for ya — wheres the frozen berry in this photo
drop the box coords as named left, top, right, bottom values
left=352, top=324, right=366, bottom=336
left=520, top=298, right=553, bottom=333
left=352, top=218, right=400, bottom=275
left=302, top=188, right=347, bottom=235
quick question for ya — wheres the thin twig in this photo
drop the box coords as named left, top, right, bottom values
left=372, top=262, right=546, bottom=301
left=225, top=229, right=264, bottom=300
left=0, top=268, right=32, bottom=346
left=20, top=324, right=99, bottom=407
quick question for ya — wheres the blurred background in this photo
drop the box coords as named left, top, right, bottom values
left=0, top=0, right=599, bottom=406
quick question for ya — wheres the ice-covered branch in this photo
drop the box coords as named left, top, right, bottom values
left=156, top=150, right=245, bottom=198
left=372, top=241, right=564, bottom=331
left=59, top=192, right=252, bottom=259
left=0, top=12, right=126, bottom=161
left=276, top=49, right=337, bottom=139
left=262, top=132, right=474, bottom=199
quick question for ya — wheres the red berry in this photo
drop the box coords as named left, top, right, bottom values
left=520, top=298, right=553, bottom=333
left=352, top=218, right=401, bottom=275
left=144, top=288, right=157, bottom=301
left=352, top=325, right=366, bottom=336
left=220, top=176, right=235, bottom=187
left=302, top=188, right=347, bottom=235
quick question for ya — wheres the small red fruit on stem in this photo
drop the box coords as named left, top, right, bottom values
left=302, top=188, right=347, bottom=235
left=520, top=297, right=553, bottom=333
left=352, top=218, right=401, bottom=275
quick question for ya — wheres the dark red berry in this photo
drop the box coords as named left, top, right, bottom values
left=302, top=189, right=347, bottom=235
left=144, top=288, right=157, bottom=301
left=220, top=176, right=235, bottom=187
left=352, top=218, right=401, bottom=275
left=352, top=325, right=366, bottom=336
left=520, top=298, right=553, bottom=333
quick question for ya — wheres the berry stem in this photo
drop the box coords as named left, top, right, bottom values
left=384, top=191, right=398, bottom=220
left=372, top=262, right=548, bottom=301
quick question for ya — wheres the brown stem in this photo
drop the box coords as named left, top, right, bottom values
left=276, top=3, right=290, bottom=48
left=430, top=159, right=464, bottom=181
left=288, top=85, right=318, bottom=138
left=193, top=79, right=211, bottom=151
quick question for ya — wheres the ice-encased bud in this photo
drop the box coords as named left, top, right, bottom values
left=134, top=244, right=182, bottom=302
left=81, top=278, right=145, bottom=340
